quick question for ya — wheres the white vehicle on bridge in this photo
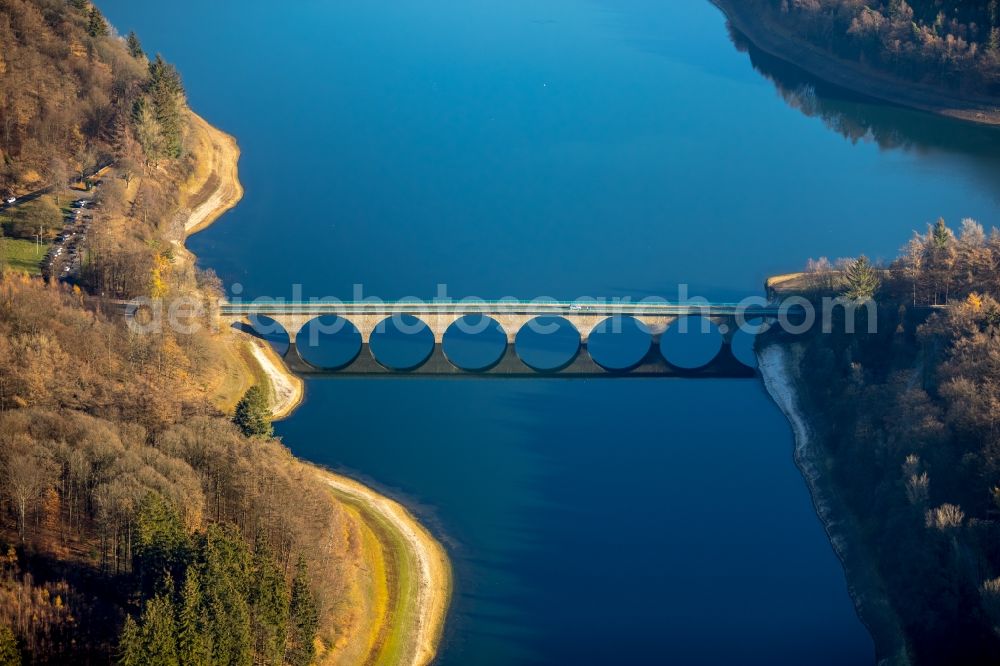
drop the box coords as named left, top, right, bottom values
left=4, top=196, right=15, bottom=205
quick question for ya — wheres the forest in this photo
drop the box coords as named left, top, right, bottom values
left=0, top=1, right=350, bottom=664
left=775, top=218, right=1000, bottom=664
left=0, top=267, right=350, bottom=666
left=754, top=0, right=1000, bottom=94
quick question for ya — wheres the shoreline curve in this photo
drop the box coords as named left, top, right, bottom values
left=710, top=0, right=1000, bottom=126
left=757, top=344, right=911, bottom=666
left=316, top=467, right=453, bottom=666
left=180, top=110, right=452, bottom=666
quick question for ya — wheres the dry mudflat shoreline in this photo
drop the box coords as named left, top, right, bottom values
left=181, top=111, right=452, bottom=666
left=710, top=0, right=1000, bottom=126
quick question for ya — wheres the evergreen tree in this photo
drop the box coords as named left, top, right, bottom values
left=140, top=594, right=180, bottom=666
left=147, top=55, right=185, bottom=159
left=132, top=97, right=163, bottom=163
left=87, top=6, right=108, bottom=38
left=133, top=494, right=191, bottom=599
left=233, top=385, right=273, bottom=438
left=842, top=255, right=880, bottom=301
left=199, top=526, right=253, bottom=666
left=250, top=541, right=290, bottom=666
left=127, top=31, right=145, bottom=59
left=0, top=624, right=20, bottom=666
left=177, top=569, right=213, bottom=666
left=117, top=615, right=142, bottom=666
left=933, top=217, right=952, bottom=249
left=286, top=556, right=318, bottom=666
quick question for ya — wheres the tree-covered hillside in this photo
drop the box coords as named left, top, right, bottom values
left=0, top=0, right=186, bottom=194
left=0, top=2, right=353, bottom=664
left=758, top=0, right=1000, bottom=94
left=771, top=218, right=1000, bottom=664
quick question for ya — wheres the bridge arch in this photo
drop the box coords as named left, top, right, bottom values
left=514, top=316, right=581, bottom=372
left=442, top=315, right=508, bottom=372
left=295, top=315, right=363, bottom=370
left=730, top=317, right=766, bottom=369
left=245, top=314, right=291, bottom=356
left=587, top=316, right=653, bottom=372
left=659, top=315, right=723, bottom=371
left=369, top=314, right=436, bottom=371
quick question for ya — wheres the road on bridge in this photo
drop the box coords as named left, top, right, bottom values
left=218, top=300, right=784, bottom=318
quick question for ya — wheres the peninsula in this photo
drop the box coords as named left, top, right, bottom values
left=758, top=222, right=1000, bottom=664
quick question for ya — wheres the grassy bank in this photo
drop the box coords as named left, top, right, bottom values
left=710, top=0, right=1000, bottom=126
left=318, top=470, right=452, bottom=666
left=1, top=237, right=48, bottom=275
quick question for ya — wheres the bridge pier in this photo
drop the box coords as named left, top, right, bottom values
left=277, top=338, right=755, bottom=378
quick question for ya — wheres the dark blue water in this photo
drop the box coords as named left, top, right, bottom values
left=101, top=0, right=1000, bottom=663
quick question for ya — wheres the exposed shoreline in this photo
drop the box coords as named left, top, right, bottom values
left=710, top=0, right=1000, bottom=126
left=182, top=113, right=245, bottom=236
left=181, top=112, right=306, bottom=420
left=246, top=336, right=304, bottom=420
left=315, top=467, right=453, bottom=666
left=756, top=344, right=910, bottom=666
left=181, top=111, right=452, bottom=666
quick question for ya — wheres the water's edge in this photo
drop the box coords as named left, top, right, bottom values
left=182, top=112, right=452, bottom=666
left=708, top=0, right=1000, bottom=126
left=756, top=343, right=910, bottom=666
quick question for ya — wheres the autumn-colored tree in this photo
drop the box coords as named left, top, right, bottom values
left=2, top=445, right=56, bottom=542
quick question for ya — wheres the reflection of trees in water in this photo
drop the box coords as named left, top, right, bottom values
left=728, top=27, right=1000, bottom=159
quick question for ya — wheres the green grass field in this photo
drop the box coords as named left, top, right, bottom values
left=2, top=237, right=49, bottom=275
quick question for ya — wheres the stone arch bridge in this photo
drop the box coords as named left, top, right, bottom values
left=212, top=300, right=781, bottom=378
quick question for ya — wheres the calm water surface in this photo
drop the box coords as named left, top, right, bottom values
left=102, top=0, right=1000, bottom=663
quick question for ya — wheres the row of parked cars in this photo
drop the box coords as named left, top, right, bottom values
left=42, top=198, right=93, bottom=280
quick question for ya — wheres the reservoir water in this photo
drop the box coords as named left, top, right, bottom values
left=101, top=0, right=1000, bottom=663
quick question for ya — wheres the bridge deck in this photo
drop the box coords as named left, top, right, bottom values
left=219, top=300, right=782, bottom=317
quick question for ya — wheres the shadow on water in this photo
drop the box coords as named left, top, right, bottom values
left=233, top=317, right=289, bottom=355
left=727, top=27, right=1000, bottom=202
